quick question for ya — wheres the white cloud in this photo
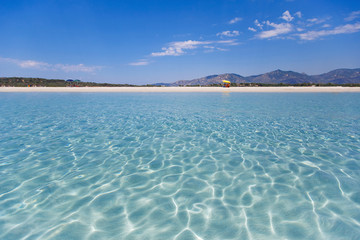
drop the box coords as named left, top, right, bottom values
left=307, top=18, right=319, bottom=23
left=20, top=60, right=49, bottom=69
left=129, top=59, right=150, bottom=66
left=229, top=17, right=242, bottom=24
left=0, top=57, right=49, bottom=69
left=217, top=39, right=240, bottom=45
left=151, top=40, right=210, bottom=56
left=281, top=10, right=294, bottom=22
left=55, top=64, right=102, bottom=72
left=306, top=17, right=330, bottom=26
left=295, top=11, right=302, bottom=18
left=0, top=57, right=102, bottom=73
left=203, top=46, right=215, bottom=49
left=203, top=45, right=229, bottom=53
left=249, top=10, right=359, bottom=41
left=254, top=19, right=264, bottom=29
left=256, top=21, right=293, bottom=39
left=151, top=39, right=238, bottom=57
left=345, top=11, right=360, bottom=21
left=298, top=22, right=360, bottom=40
left=216, top=30, right=240, bottom=37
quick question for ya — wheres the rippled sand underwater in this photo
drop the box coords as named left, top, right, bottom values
left=0, top=93, right=360, bottom=240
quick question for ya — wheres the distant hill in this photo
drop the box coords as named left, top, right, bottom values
left=162, top=68, right=360, bottom=86
left=172, top=73, right=247, bottom=86
left=247, top=70, right=311, bottom=84
left=2, top=68, right=360, bottom=87
left=311, top=68, right=360, bottom=84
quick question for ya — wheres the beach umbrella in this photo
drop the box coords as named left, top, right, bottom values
left=222, top=80, right=231, bottom=88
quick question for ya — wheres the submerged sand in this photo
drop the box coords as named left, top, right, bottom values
left=1, top=86, right=360, bottom=92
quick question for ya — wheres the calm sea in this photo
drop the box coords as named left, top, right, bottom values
left=0, top=93, right=359, bottom=240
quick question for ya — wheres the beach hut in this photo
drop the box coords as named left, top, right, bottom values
left=222, top=80, right=231, bottom=88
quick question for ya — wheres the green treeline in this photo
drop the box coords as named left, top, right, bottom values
left=0, top=77, right=137, bottom=87
left=1, top=77, right=360, bottom=87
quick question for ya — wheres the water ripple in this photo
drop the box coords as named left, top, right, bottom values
left=0, top=93, right=359, bottom=239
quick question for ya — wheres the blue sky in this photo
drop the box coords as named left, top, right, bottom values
left=0, top=0, right=359, bottom=84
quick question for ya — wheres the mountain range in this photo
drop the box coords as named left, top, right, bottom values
left=157, top=68, right=360, bottom=86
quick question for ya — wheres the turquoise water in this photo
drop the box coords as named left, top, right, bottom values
left=0, top=93, right=360, bottom=240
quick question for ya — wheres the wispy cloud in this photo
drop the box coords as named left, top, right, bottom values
left=248, top=10, right=360, bottom=41
left=280, top=10, right=301, bottom=22
left=256, top=21, right=293, bottom=39
left=217, top=39, right=240, bottom=46
left=203, top=45, right=228, bottom=53
left=129, top=59, right=150, bottom=66
left=295, top=11, right=302, bottom=18
left=151, top=39, right=238, bottom=57
left=216, top=30, right=240, bottom=37
left=306, top=17, right=330, bottom=26
left=0, top=57, right=102, bottom=73
left=254, top=19, right=264, bottom=29
left=0, top=57, right=49, bottom=69
left=307, top=18, right=318, bottom=23
left=298, top=22, right=360, bottom=40
left=281, top=10, right=294, bottom=22
left=345, top=10, right=360, bottom=21
left=229, top=17, right=242, bottom=24
left=55, top=64, right=102, bottom=72
left=252, top=10, right=304, bottom=39
left=151, top=40, right=210, bottom=57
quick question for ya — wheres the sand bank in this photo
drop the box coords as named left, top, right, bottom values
left=1, top=86, right=360, bottom=92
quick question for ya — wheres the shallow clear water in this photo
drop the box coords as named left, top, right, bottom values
left=0, top=92, right=360, bottom=240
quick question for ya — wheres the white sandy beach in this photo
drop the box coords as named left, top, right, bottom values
left=1, top=86, right=360, bottom=92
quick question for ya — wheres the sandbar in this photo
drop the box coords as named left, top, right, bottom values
left=1, top=87, right=360, bottom=92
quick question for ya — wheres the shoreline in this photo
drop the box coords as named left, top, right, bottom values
left=1, top=86, right=360, bottom=92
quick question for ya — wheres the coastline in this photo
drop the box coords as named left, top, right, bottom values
left=1, top=86, right=360, bottom=92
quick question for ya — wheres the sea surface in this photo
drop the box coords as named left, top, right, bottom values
left=0, top=92, right=360, bottom=240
